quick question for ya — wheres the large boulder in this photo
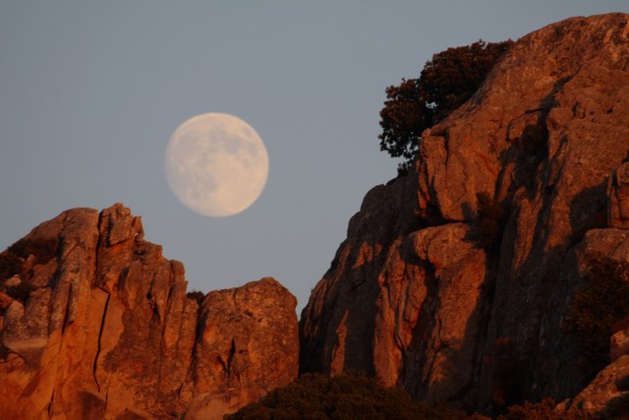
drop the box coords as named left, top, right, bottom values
left=184, top=278, right=299, bottom=420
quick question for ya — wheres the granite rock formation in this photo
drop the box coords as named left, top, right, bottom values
left=2, top=12, right=629, bottom=420
left=568, top=355, right=629, bottom=418
left=184, top=278, right=299, bottom=419
left=0, top=203, right=298, bottom=419
left=300, top=13, right=629, bottom=415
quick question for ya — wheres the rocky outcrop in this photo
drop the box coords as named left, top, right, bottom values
left=373, top=223, right=488, bottom=404
left=300, top=177, right=419, bottom=378
left=568, top=355, right=629, bottom=418
left=0, top=203, right=298, bottom=419
left=184, top=278, right=299, bottom=419
left=300, top=13, right=629, bottom=415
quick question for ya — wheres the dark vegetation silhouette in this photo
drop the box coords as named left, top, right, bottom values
left=562, top=257, right=629, bottom=380
left=0, top=236, right=58, bottom=278
left=0, top=237, right=57, bottom=301
left=6, top=237, right=58, bottom=265
left=379, top=40, right=513, bottom=175
left=0, top=252, right=22, bottom=281
left=186, top=289, right=205, bottom=304
left=228, top=373, right=593, bottom=419
left=227, top=373, right=464, bottom=420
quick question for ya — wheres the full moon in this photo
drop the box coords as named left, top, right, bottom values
left=165, top=113, right=269, bottom=217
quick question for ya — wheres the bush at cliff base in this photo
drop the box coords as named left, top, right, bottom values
left=227, top=373, right=463, bottom=420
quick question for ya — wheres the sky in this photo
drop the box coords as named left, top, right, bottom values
left=2, top=2, right=628, bottom=316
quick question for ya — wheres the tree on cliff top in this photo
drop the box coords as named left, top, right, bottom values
left=379, top=40, right=513, bottom=175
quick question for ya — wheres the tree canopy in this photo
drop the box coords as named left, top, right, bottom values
left=379, top=40, right=513, bottom=174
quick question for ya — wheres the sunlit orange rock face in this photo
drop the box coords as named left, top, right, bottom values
left=300, top=13, right=629, bottom=416
left=3, top=13, right=629, bottom=419
left=184, top=278, right=299, bottom=419
left=0, top=203, right=298, bottom=419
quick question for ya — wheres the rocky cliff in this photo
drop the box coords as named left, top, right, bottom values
left=3, top=13, right=629, bottom=420
left=300, top=13, right=629, bottom=417
left=0, top=203, right=298, bottom=419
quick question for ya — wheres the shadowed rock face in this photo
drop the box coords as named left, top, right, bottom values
left=0, top=203, right=298, bottom=419
left=608, top=162, right=629, bottom=229
left=300, top=13, right=629, bottom=414
left=568, top=355, right=629, bottom=418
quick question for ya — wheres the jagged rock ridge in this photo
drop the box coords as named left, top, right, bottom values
left=0, top=203, right=298, bottom=419
left=2, top=13, right=628, bottom=420
left=300, top=13, right=629, bottom=417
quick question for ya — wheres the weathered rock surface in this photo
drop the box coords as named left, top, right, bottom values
left=568, top=355, right=629, bottom=418
left=608, top=162, right=629, bottom=229
left=300, top=13, right=629, bottom=415
left=373, top=223, right=487, bottom=405
left=578, top=229, right=629, bottom=364
left=0, top=203, right=298, bottom=419
left=300, top=175, right=421, bottom=378
left=184, top=278, right=299, bottom=420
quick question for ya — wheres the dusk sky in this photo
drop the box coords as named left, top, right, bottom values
left=2, top=2, right=628, bottom=315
